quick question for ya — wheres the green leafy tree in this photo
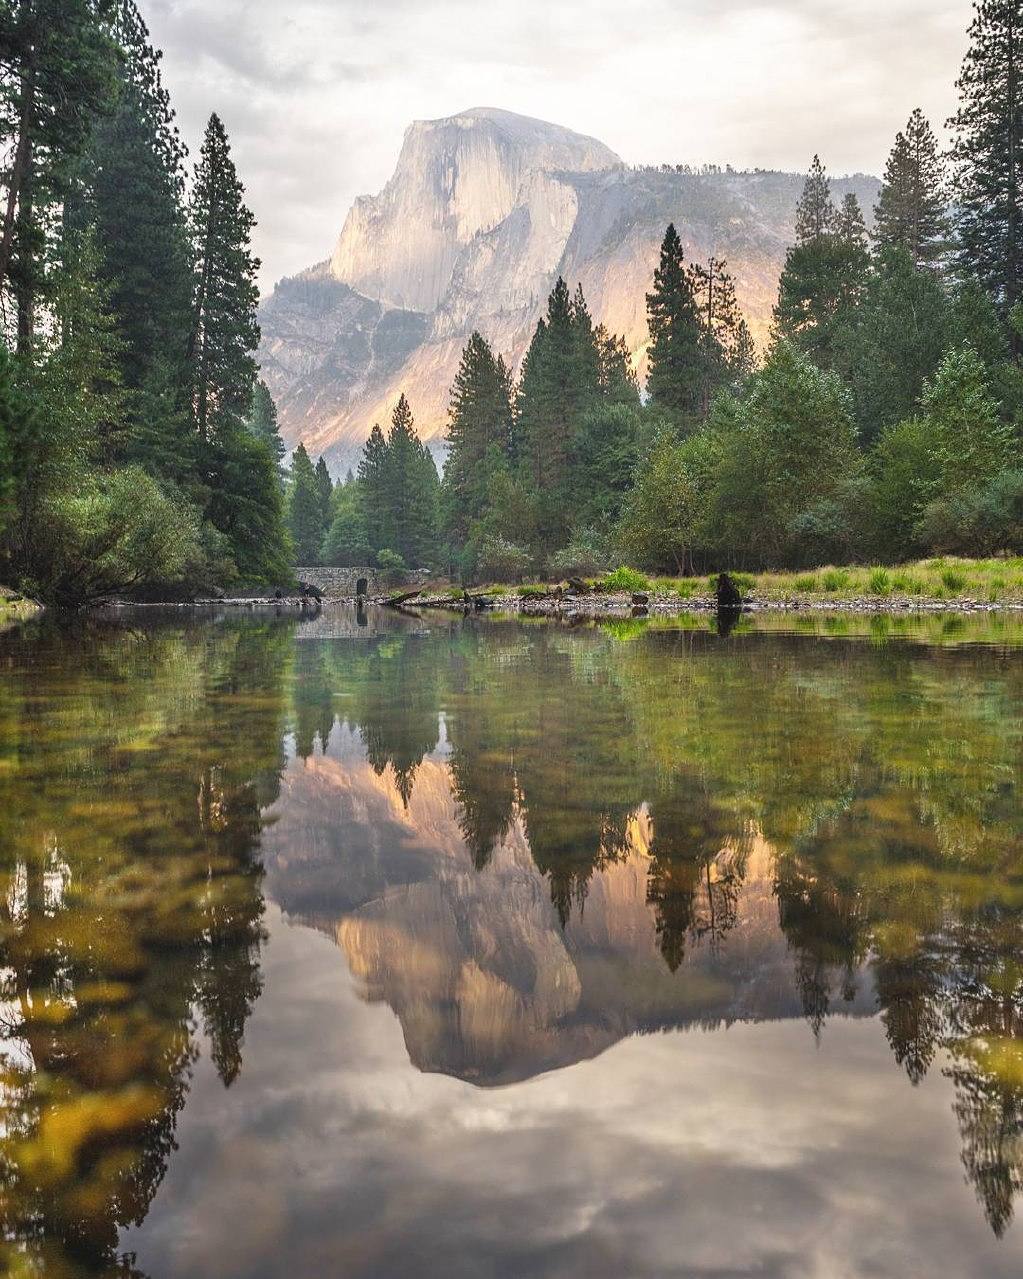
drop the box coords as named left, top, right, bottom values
left=645, top=224, right=708, bottom=423
left=287, top=442, right=324, bottom=565
left=950, top=1, right=1023, bottom=318
left=321, top=474, right=372, bottom=566
left=204, top=428, right=291, bottom=582
left=918, top=343, right=1015, bottom=493
left=875, top=109, right=948, bottom=268
left=618, top=430, right=706, bottom=574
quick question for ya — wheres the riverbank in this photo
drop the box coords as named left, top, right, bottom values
left=0, top=587, right=42, bottom=630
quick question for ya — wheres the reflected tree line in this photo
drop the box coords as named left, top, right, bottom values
left=2, top=613, right=1023, bottom=1269
left=297, top=618, right=1023, bottom=1238
left=0, top=618, right=291, bottom=1276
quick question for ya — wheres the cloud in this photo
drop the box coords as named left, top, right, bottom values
left=143, top=0, right=975, bottom=291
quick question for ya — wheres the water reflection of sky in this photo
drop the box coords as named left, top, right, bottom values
left=129, top=903, right=1019, bottom=1279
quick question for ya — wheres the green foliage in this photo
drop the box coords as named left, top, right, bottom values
left=645, top=224, right=712, bottom=423
left=869, top=567, right=892, bottom=596
left=618, top=430, right=706, bottom=574
left=28, top=467, right=208, bottom=609
left=321, top=475, right=372, bottom=566
left=603, top=566, right=651, bottom=593
left=287, top=444, right=324, bottom=565
left=547, top=533, right=611, bottom=579
left=383, top=395, right=439, bottom=567
left=476, top=535, right=532, bottom=584
left=443, top=331, right=514, bottom=543
left=247, top=380, right=286, bottom=481
left=375, top=548, right=408, bottom=586
left=874, top=109, right=948, bottom=268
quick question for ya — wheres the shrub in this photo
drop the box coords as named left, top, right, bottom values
left=821, top=568, right=851, bottom=592
left=547, top=537, right=609, bottom=579
left=604, top=566, right=650, bottom=593
left=376, top=548, right=408, bottom=586
left=477, top=535, right=532, bottom=584
left=869, top=567, right=892, bottom=596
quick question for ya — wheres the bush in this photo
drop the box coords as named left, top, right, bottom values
left=821, top=568, right=851, bottom=592
left=376, top=548, right=408, bottom=586
left=31, top=467, right=208, bottom=609
left=547, top=535, right=610, bottom=580
left=604, top=566, right=650, bottom=593
left=476, top=535, right=532, bottom=584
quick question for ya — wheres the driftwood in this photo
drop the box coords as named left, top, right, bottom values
left=380, top=589, right=422, bottom=609
left=415, top=592, right=494, bottom=612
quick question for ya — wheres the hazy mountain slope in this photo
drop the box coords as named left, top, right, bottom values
left=259, top=108, right=879, bottom=474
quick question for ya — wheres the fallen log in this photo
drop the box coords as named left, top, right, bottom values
left=379, top=589, right=422, bottom=609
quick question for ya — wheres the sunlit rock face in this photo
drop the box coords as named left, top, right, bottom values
left=262, top=733, right=874, bottom=1087
left=259, top=107, right=879, bottom=474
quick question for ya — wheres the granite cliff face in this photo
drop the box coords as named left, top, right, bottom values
left=259, top=108, right=879, bottom=474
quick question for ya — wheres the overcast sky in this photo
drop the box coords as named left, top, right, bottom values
left=145, top=0, right=975, bottom=293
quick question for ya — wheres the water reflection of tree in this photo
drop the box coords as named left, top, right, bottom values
left=0, top=618, right=290, bottom=1273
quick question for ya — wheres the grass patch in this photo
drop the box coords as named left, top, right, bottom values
left=869, top=568, right=892, bottom=596
left=941, top=567, right=968, bottom=593
left=604, top=566, right=651, bottom=593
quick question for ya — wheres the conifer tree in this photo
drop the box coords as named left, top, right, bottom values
left=875, top=109, right=948, bottom=268
left=358, top=423, right=390, bottom=552
left=837, top=193, right=868, bottom=250
left=247, top=379, right=286, bottom=481
left=774, top=159, right=870, bottom=368
left=444, top=331, right=514, bottom=542
left=645, top=224, right=707, bottom=422
left=314, top=455, right=333, bottom=532
left=795, top=155, right=838, bottom=243
left=187, top=113, right=259, bottom=444
left=83, top=0, right=194, bottom=482
left=383, top=395, right=438, bottom=566
left=288, top=442, right=324, bottom=565
left=950, top=1, right=1023, bottom=316
left=0, top=0, right=118, bottom=353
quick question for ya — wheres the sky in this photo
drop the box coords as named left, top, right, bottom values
left=145, top=0, right=976, bottom=294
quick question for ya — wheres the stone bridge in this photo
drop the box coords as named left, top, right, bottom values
left=295, top=567, right=433, bottom=600
left=294, top=567, right=380, bottom=600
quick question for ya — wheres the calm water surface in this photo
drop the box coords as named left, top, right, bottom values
left=2, top=607, right=1023, bottom=1277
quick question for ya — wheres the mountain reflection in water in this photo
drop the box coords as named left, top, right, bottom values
left=2, top=607, right=1023, bottom=1276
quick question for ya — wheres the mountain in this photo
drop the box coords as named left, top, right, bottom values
left=258, top=108, right=879, bottom=475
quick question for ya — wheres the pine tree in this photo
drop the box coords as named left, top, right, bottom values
left=774, top=160, right=870, bottom=368
left=687, top=255, right=747, bottom=400
left=287, top=442, right=324, bottom=565
left=82, top=0, right=194, bottom=482
left=837, top=193, right=868, bottom=250
left=247, top=379, right=285, bottom=480
left=358, top=423, right=390, bottom=552
left=0, top=0, right=118, bottom=354
left=795, top=155, right=838, bottom=243
left=382, top=395, right=438, bottom=566
left=187, top=113, right=259, bottom=444
left=645, top=224, right=707, bottom=422
left=875, top=109, right=948, bottom=268
left=950, top=1, right=1023, bottom=317
left=314, top=455, right=332, bottom=533
left=444, top=331, right=514, bottom=542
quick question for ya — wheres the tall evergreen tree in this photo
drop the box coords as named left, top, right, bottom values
left=82, top=0, right=194, bottom=481
left=187, top=113, right=259, bottom=444
left=358, top=423, right=390, bottom=552
left=687, top=255, right=746, bottom=399
left=875, top=109, right=948, bottom=269
left=247, top=379, right=285, bottom=480
left=287, top=442, right=324, bottom=565
left=383, top=394, right=438, bottom=566
left=645, top=224, right=707, bottom=422
left=444, top=331, right=514, bottom=542
left=950, top=1, right=1023, bottom=318
left=774, top=159, right=870, bottom=368
left=0, top=0, right=117, bottom=354
left=314, top=455, right=332, bottom=532
left=795, top=155, right=838, bottom=242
